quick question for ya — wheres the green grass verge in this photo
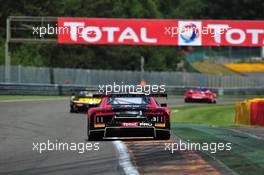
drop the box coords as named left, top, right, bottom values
left=172, top=124, right=264, bottom=175
left=171, top=104, right=236, bottom=127
left=220, top=95, right=264, bottom=100
left=0, top=95, right=67, bottom=101
left=171, top=104, right=264, bottom=174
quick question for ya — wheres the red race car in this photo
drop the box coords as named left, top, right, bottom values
left=184, top=87, right=217, bottom=103
left=87, top=93, right=171, bottom=140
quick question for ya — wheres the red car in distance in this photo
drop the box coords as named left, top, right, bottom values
left=184, top=87, right=217, bottom=103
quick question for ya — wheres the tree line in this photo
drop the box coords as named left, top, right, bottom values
left=0, top=0, right=263, bottom=71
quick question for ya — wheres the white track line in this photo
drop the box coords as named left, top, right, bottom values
left=113, top=141, right=139, bottom=175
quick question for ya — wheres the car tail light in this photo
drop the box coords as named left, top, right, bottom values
left=150, top=116, right=164, bottom=123
left=94, top=116, right=106, bottom=128
left=155, top=123, right=165, bottom=127
left=94, top=123, right=105, bottom=128
left=96, top=116, right=104, bottom=123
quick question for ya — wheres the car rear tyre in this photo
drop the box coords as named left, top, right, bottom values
left=156, top=132, right=170, bottom=140
left=87, top=122, right=102, bottom=141
left=208, top=99, right=214, bottom=104
left=70, top=107, right=75, bottom=113
left=88, top=132, right=96, bottom=141
left=208, top=99, right=216, bottom=104
left=88, top=131, right=103, bottom=141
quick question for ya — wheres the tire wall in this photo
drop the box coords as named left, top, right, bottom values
left=235, top=99, right=264, bottom=126
left=250, top=100, right=264, bottom=126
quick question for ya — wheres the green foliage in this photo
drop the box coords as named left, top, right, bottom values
left=12, top=43, right=45, bottom=66
left=0, top=40, right=4, bottom=65
left=0, top=0, right=263, bottom=70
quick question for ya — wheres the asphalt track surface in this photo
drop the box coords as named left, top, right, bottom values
left=0, top=98, right=238, bottom=175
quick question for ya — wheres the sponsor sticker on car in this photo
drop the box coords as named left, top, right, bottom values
left=139, top=123, right=152, bottom=126
left=193, top=95, right=203, bottom=99
left=121, top=122, right=138, bottom=127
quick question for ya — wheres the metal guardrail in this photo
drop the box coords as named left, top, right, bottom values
left=0, top=83, right=94, bottom=96
left=1, top=66, right=264, bottom=88
left=1, top=83, right=264, bottom=96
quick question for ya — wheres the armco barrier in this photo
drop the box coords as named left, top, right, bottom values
left=0, top=83, right=183, bottom=96
left=0, top=83, right=92, bottom=96
left=2, top=66, right=264, bottom=88
left=250, top=100, right=264, bottom=126
left=0, top=83, right=264, bottom=96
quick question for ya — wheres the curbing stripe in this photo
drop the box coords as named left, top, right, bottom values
left=113, top=140, right=139, bottom=175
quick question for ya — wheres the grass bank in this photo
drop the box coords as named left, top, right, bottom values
left=170, top=104, right=264, bottom=175
left=171, top=104, right=236, bottom=127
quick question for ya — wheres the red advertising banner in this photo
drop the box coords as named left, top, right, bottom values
left=58, top=18, right=264, bottom=47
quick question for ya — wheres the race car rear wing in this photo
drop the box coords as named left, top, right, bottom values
left=70, top=87, right=98, bottom=95
left=70, top=87, right=98, bottom=93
